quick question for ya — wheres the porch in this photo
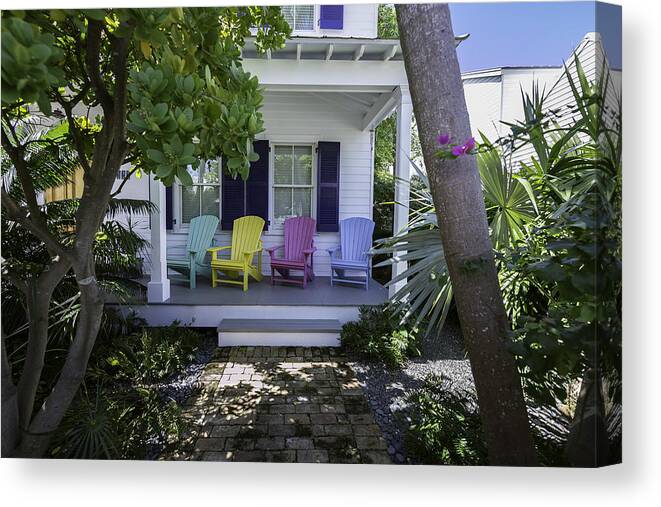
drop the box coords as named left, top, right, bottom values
left=136, top=37, right=411, bottom=347
left=129, top=276, right=387, bottom=347
left=145, top=37, right=413, bottom=306
left=143, top=275, right=386, bottom=308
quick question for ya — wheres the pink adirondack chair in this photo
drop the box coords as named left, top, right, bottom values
left=266, top=217, right=317, bottom=288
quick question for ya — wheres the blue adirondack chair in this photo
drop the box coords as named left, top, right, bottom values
left=327, top=217, right=375, bottom=290
left=166, top=215, right=219, bottom=289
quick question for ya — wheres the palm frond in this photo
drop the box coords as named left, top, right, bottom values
left=2, top=117, right=80, bottom=199
left=105, top=198, right=156, bottom=219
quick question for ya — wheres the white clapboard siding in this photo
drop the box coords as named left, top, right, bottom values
left=463, top=74, right=504, bottom=141
left=258, top=5, right=377, bottom=40
left=333, top=4, right=378, bottom=39
left=509, top=33, right=621, bottom=170
left=315, top=4, right=378, bottom=39
left=142, top=91, right=374, bottom=277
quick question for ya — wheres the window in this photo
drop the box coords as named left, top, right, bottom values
left=281, top=5, right=316, bottom=32
left=180, top=159, right=220, bottom=225
left=273, top=144, right=314, bottom=225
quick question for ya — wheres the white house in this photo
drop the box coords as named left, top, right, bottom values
left=114, top=7, right=617, bottom=346
left=120, top=4, right=410, bottom=344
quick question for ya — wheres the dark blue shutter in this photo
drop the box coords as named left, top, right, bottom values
left=316, top=141, right=340, bottom=232
left=246, top=140, right=270, bottom=231
left=221, top=158, right=245, bottom=230
left=165, top=185, right=173, bottom=230
left=319, top=5, right=344, bottom=29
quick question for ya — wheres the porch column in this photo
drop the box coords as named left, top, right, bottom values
left=391, top=86, right=413, bottom=297
left=147, top=175, right=170, bottom=302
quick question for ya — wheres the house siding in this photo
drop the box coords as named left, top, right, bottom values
left=463, top=75, right=503, bottom=142
left=501, top=67, right=563, bottom=168
left=458, top=34, right=620, bottom=172
left=334, top=4, right=378, bottom=39
left=316, top=4, right=378, bottom=39
left=506, top=34, right=620, bottom=169
left=145, top=91, right=373, bottom=277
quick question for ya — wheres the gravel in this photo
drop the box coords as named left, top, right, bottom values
left=350, top=318, right=576, bottom=464
left=156, top=336, right=216, bottom=404
left=351, top=317, right=474, bottom=464
left=146, top=335, right=216, bottom=459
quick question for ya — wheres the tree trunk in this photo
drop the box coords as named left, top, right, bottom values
left=16, top=277, right=60, bottom=429
left=15, top=258, right=105, bottom=458
left=1, top=327, right=20, bottom=456
left=396, top=3, right=538, bottom=466
left=1, top=25, right=133, bottom=458
left=1, top=257, right=72, bottom=457
left=565, top=369, right=610, bottom=467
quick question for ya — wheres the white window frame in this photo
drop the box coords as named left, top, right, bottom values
left=281, top=4, right=320, bottom=35
left=174, top=157, right=221, bottom=232
left=269, top=141, right=317, bottom=231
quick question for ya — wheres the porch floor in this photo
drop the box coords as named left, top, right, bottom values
left=162, top=346, right=392, bottom=464
left=150, top=276, right=388, bottom=306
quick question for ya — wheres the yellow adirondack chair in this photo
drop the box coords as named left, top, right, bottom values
left=208, top=216, right=265, bottom=291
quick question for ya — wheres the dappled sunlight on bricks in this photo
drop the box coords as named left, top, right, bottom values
left=160, top=346, right=392, bottom=463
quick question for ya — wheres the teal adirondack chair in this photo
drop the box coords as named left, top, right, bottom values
left=166, top=215, right=219, bottom=289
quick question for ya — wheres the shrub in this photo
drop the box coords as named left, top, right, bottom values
left=113, top=387, right=188, bottom=459
left=341, top=304, right=420, bottom=368
left=51, top=383, right=121, bottom=460
left=50, top=322, right=206, bottom=459
left=405, top=374, right=567, bottom=466
left=405, top=374, right=488, bottom=465
left=101, top=323, right=200, bottom=385
left=52, top=381, right=189, bottom=460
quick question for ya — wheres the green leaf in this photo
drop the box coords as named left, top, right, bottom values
left=529, top=260, right=565, bottom=282
left=146, top=149, right=166, bottom=164
left=547, top=240, right=575, bottom=251
left=37, top=94, right=52, bottom=115
left=176, top=166, right=193, bottom=186
left=155, top=165, right=171, bottom=178
left=31, top=43, right=52, bottom=62
left=153, top=103, right=168, bottom=119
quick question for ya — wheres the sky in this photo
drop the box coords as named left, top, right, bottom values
left=449, top=2, right=622, bottom=72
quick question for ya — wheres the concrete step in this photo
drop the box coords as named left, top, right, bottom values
left=217, top=318, right=342, bottom=347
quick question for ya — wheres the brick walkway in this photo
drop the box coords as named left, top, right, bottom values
left=167, top=346, right=391, bottom=464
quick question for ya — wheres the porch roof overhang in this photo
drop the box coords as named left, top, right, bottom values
left=242, top=34, right=468, bottom=62
left=242, top=37, right=406, bottom=62
left=241, top=35, right=468, bottom=132
left=241, top=39, right=407, bottom=132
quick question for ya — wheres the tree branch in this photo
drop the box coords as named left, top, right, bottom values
left=85, top=19, right=113, bottom=114
left=53, top=93, right=92, bottom=175
left=0, top=122, right=70, bottom=261
left=109, top=165, right=138, bottom=198
left=4, top=137, right=43, bottom=224
left=73, top=24, right=135, bottom=253
left=106, top=27, right=133, bottom=175
left=0, top=188, right=69, bottom=260
left=1, top=269, right=29, bottom=296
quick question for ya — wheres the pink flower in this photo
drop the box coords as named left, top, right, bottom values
left=451, top=145, right=465, bottom=156
left=450, top=137, right=477, bottom=157
left=437, top=133, right=451, bottom=145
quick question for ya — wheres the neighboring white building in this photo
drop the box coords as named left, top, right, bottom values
left=463, top=32, right=621, bottom=166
